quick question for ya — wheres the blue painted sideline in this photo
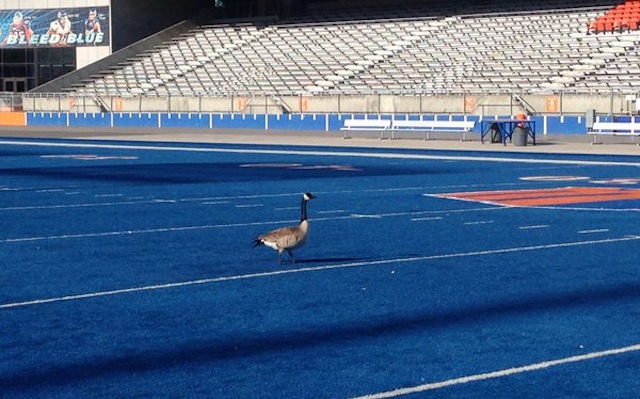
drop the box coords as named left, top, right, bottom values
left=25, top=112, right=597, bottom=135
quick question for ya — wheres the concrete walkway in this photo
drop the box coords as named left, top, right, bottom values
left=2, top=126, right=640, bottom=156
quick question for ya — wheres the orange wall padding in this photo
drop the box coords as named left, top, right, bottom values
left=0, top=112, right=26, bottom=126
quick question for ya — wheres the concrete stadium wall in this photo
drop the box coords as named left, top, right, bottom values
left=23, top=94, right=633, bottom=116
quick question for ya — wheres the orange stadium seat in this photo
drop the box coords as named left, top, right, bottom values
left=590, top=0, right=640, bottom=33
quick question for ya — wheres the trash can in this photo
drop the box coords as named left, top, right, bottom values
left=512, top=126, right=528, bottom=146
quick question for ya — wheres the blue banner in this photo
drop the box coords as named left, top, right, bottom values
left=0, top=6, right=110, bottom=48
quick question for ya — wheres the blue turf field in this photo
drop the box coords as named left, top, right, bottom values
left=1, top=138, right=639, bottom=399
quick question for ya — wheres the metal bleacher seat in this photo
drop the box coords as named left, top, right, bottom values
left=64, top=0, right=640, bottom=97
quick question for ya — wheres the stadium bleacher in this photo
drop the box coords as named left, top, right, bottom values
left=47, top=0, right=640, bottom=97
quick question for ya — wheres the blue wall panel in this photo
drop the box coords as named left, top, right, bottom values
left=69, top=113, right=111, bottom=127
left=112, top=113, right=159, bottom=128
left=268, top=114, right=326, bottom=130
left=328, top=114, right=344, bottom=131
left=613, top=116, right=637, bottom=123
left=161, top=113, right=211, bottom=129
left=545, top=115, right=585, bottom=135
left=23, top=111, right=591, bottom=135
left=27, top=112, right=67, bottom=126
left=213, top=114, right=265, bottom=130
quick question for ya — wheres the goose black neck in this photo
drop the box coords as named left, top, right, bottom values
left=300, top=197, right=308, bottom=222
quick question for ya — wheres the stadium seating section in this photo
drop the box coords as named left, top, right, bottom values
left=64, top=0, right=640, bottom=97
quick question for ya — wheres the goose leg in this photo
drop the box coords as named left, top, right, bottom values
left=287, top=249, right=296, bottom=263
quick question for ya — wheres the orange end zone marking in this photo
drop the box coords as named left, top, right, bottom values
left=436, top=187, right=640, bottom=207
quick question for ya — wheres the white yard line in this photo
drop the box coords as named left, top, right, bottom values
left=2, top=235, right=639, bottom=310
left=348, top=344, right=640, bottom=399
left=0, top=207, right=502, bottom=244
left=519, top=225, right=550, bottom=230
left=411, top=216, right=443, bottom=222
left=578, top=229, right=610, bottom=234
left=0, top=221, right=296, bottom=243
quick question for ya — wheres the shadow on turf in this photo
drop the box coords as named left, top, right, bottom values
left=2, top=162, right=457, bottom=185
left=286, top=256, right=369, bottom=264
left=3, top=282, right=640, bottom=391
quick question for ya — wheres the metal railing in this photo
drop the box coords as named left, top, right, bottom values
left=0, top=94, right=24, bottom=111
left=4, top=89, right=639, bottom=116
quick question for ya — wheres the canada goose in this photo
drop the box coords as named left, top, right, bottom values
left=253, top=192, right=316, bottom=264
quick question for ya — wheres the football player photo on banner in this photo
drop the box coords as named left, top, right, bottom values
left=0, top=7, right=110, bottom=48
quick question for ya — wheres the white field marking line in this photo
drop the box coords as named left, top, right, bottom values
left=366, top=207, right=501, bottom=218
left=0, top=220, right=302, bottom=244
left=424, top=194, right=508, bottom=209
left=411, top=216, right=443, bottom=222
left=349, top=343, right=640, bottom=399
left=0, top=181, right=522, bottom=213
left=2, top=139, right=640, bottom=167
left=0, top=185, right=557, bottom=214
left=339, top=207, right=502, bottom=220
left=0, top=200, right=164, bottom=211
left=201, top=201, right=230, bottom=205
left=0, top=192, right=297, bottom=211
left=0, top=195, right=499, bottom=213
left=0, top=187, right=433, bottom=212
left=2, top=235, right=639, bottom=310
left=0, top=208, right=501, bottom=244
left=463, top=220, right=494, bottom=225
left=36, top=189, right=65, bottom=193
left=579, top=229, right=610, bottom=234
left=519, top=225, right=550, bottom=230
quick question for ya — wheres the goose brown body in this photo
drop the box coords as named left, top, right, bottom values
left=253, top=193, right=315, bottom=264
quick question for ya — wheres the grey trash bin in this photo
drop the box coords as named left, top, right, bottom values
left=512, top=126, right=528, bottom=146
